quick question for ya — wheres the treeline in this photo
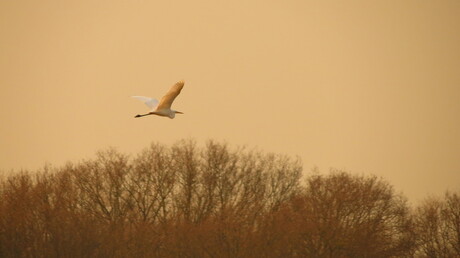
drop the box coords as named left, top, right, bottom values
left=0, top=140, right=459, bottom=257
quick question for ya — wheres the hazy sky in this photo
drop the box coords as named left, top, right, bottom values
left=1, top=0, right=459, bottom=202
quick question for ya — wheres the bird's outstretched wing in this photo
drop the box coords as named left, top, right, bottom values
left=157, top=80, right=184, bottom=110
left=132, top=96, right=159, bottom=111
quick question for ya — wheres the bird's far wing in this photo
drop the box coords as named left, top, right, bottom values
left=157, top=80, right=185, bottom=110
left=132, top=96, right=159, bottom=111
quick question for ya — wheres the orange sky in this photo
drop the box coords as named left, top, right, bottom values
left=1, top=0, right=459, bottom=202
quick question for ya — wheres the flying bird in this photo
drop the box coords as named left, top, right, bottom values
left=132, top=80, right=185, bottom=119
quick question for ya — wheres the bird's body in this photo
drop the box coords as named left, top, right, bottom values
left=132, top=81, right=185, bottom=119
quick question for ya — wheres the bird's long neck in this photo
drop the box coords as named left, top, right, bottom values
left=135, top=113, right=154, bottom=118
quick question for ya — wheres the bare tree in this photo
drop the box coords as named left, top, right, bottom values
left=5, top=140, right=447, bottom=258
left=128, top=143, right=176, bottom=224
left=266, top=170, right=416, bottom=257
left=415, top=191, right=460, bottom=257
left=164, top=139, right=302, bottom=257
left=71, top=149, right=132, bottom=223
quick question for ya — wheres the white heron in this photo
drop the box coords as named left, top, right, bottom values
left=132, top=80, right=185, bottom=119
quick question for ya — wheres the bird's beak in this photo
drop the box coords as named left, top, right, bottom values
left=176, top=111, right=184, bottom=114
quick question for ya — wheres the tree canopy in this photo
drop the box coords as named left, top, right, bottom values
left=0, top=140, right=458, bottom=257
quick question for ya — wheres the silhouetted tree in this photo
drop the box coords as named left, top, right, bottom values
left=0, top=140, right=302, bottom=257
left=415, top=191, right=460, bottom=257
left=5, top=140, right=456, bottom=258
left=264, top=171, right=416, bottom=257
